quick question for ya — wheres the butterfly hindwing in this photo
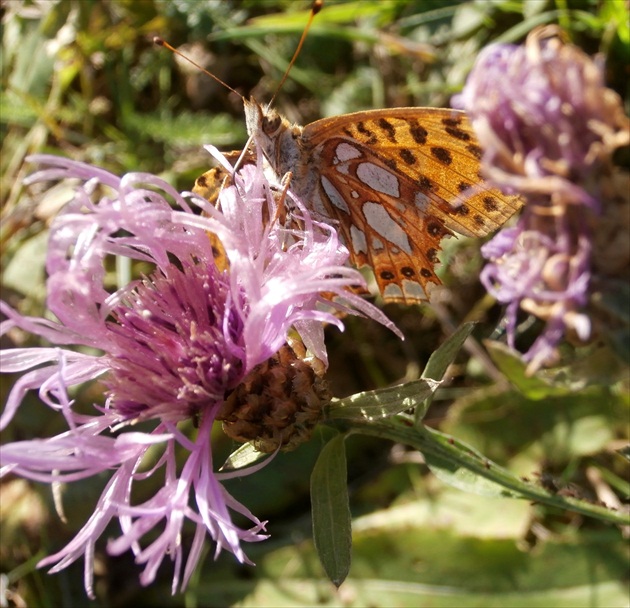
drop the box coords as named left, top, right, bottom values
left=311, top=136, right=452, bottom=302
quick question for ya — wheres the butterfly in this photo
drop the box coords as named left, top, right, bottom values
left=179, top=0, right=521, bottom=305
left=196, top=101, right=522, bottom=304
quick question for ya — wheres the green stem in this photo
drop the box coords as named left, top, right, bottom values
left=326, top=417, right=629, bottom=526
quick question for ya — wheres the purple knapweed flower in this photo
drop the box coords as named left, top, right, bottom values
left=453, top=26, right=630, bottom=372
left=0, top=148, right=399, bottom=596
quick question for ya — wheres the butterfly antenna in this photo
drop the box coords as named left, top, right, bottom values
left=268, top=0, right=323, bottom=107
left=153, top=37, right=244, bottom=102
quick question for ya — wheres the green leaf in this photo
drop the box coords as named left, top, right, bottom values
left=248, top=1, right=396, bottom=27
left=219, top=442, right=269, bottom=472
left=327, top=379, right=440, bottom=421
left=442, top=382, right=621, bottom=470
left=419, top=426, right=517, bottom=498
left=2, top=231, right=49, bottom=299
left=423, top=322, right=476, bottom=381
left=310, top=434, right=351, bottom=587
left=336, top=418, right=629, bottom=526
left=484, top=340, right=576, bottom=399
left=600, top=0, right=630, bottom=45
left=416, top=321, right=476, bottom=421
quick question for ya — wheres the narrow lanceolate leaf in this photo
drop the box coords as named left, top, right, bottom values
left=340, top=417, right=630, bottom=526
left=415, top=321, right=476, bottom=422
left=219, top=442, right=269, bottom=472
left=484, top=340, right=575, bottom=399
left=311, top=434, right=351, bottom=587
left=326, top=378, right=440, bottom=421
left=423, top=322, right=476, bottom=382
left=418, top=426, right=514, bottom=498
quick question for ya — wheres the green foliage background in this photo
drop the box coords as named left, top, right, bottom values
left=1, top=1, right=628, bottom=606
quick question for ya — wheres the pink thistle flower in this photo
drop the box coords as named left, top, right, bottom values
left=0, top=148, right=398, bottom=597
left=453, top=26, right=629, bottom=371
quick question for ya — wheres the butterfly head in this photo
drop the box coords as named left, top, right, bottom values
left=243, top=97, right=304, bottom=179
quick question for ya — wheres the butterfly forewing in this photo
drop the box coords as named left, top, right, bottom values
left=302, top=108, right=522, bottom=237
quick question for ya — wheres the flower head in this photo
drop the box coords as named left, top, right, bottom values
left=0, top=148, right=398, bottom=596
left=453, top=26, right=630, bottom=371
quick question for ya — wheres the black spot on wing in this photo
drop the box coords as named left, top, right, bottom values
left=419, top=175, right=434, bottom=191
left=383, top=157, right=398, bottom=171
left=431, top=147, right=453, bottom=165
left=356, top=121, right=377, bottom=145
left=442, top=117, right=470, bottom=141
left=427, top=221, right=445, bottom=237
left=455, top=203, right=470, bottom=216
left=408, top=120, right=428, bottom=145
left=483, top=196, right=499, bottom=212
left=467, top=144, right=483, bottom=159
left=377, top=118, right=397, bottom=143
left=399, top=148, right=417, bottom=165
left=401, top=266, right=415, bottom=278
left=380, top=270, right=395, bottom=280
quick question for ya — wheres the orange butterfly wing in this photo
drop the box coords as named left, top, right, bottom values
left=300, top=108, right=522, bottom=303
left=192, top=150, right=251, bottom=273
